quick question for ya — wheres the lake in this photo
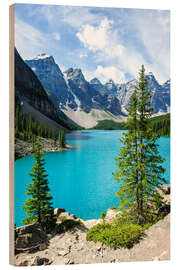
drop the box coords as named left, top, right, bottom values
left=15, top=130, right=170, bottom=227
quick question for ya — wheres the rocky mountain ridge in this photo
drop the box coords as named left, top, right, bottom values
left=25, top=53, right=170, bottom=127
left=15, top=48, right=79, bottom=132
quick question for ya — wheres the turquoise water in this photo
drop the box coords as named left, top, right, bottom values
left=15, top=130, right=170, bottom=227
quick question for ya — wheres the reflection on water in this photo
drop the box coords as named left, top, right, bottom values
left=66, top=132, right=93, bottom=141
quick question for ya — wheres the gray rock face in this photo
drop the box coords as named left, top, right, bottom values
left=117, top=74, right=170, bottom=114
left=26, top=56, right=123, bottom=115
left=15, top=223, right=48, bottom=251
left=105, top=79, right=118, bottom=95
left=25, top=56, right=76, bottom=110
left=15, top=48, right=70, bottom=129
left=25, top=53, right=170, bottom=117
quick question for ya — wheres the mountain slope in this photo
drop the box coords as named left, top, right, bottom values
left=15, top=48, right=78, bottom=131
left=25, top=56, right=123, bottom=116
left=117, top=73, right=170, bottom=114
left=25, top=53, right=170, bottom=128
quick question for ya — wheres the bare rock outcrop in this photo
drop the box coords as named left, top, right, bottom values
left=15, top=223, right=48, bottom=253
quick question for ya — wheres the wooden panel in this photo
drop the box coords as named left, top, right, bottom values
left=9, top=4, right=15, bottom=266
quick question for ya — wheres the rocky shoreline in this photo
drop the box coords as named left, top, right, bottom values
left=14, top=206, right=170, bottom=266
left=15, top=137, right=74, bottom=160
left=14, top=185, right=170, bottom=266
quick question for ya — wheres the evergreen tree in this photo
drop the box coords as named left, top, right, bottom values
left=22, top=141, right=56, bottom=232
left=114, top=65, right=167, bottom=224
left=58, top=130, right=65, bottom=148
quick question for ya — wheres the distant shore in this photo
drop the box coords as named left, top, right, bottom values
left=15, top=137, right=74, bottom=160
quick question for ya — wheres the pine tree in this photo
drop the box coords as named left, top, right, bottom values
left=58, top=130, right=65, bottom=148
left=114, top=65, right=167, bottom=224
left=22, top=141, right=56, bottom=232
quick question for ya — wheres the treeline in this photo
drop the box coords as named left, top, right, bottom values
left=149, top=114, right=170, bottom=136
left=92, top=114, right=170, bottom=136
left=92, top=120, right=126, bottom=130
left=15, top=106, right=56, bottom=141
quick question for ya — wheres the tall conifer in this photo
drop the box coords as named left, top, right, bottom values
left=114, top=65, right=167, bottom=223
left=22, top=141, right=56, bottom=232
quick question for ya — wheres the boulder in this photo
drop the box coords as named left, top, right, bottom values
left=59, top=212, right=71, bottom=218
left=32, top=256, right=49, bottom=266
left=17, top=260, right=29, bottom=266
left=70, top=214, right=77, bottom=219
left=54, top=208, right=66, bottom=216
left=15, top=223, right=48, bottom=251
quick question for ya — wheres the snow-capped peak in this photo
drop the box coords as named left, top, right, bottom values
left=33, top=53, right=50, bottom=60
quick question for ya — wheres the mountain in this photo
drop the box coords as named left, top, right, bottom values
left=25, top=57, right=123, bottom=128
left=15, top=48, right=77, bottom=132
left=117, top=73, right=170, bottom=114
left=105, top=79, right=118, bottom=95
left=25, top=53, right=170, bottom=128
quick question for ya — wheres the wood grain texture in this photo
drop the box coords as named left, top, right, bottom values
left=9, top=4, right=15, bottom=266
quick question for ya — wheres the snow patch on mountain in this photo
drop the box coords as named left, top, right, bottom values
left=63, top=73, right=81, bottom=109
left=33, top=53, right=50, bottom=60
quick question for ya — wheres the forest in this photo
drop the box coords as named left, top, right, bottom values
left=93, top=113, right=170, bottom=136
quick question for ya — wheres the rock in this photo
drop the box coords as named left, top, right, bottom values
left=15, top=223, right=48, bottom=250
left=164, top=185, right=170, bottom=195
left=32, top=256, right=49, bottom=266
left=58, top=250, right=69, bottom=257
left=158, top=204, right=170, bottom=215
left=153, top=257, right=160, bottom=261
left=54, top=208, right=66, bottom=216
left=39, top=242, right=47, bottom=251
left=96, top=243, right=102, bottom=251
left=52, top=257, right=70, bottom=265
left=75, top=233, right=79, bottom=240
left=59, top=212, right=71, bottom=218
left=70, top=214, right=77, bottom=219
left=17, top=260, right=29, bottom=266
left=106, top=208, right=121, bottom=223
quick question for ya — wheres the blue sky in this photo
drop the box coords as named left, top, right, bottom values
left=15, top=4, right=170, bottom=84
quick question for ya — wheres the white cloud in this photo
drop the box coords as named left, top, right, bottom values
left=80, top=54, right=88, bottom=58
left=37, top=5, right=103, bottom=30
left=133, top=10, right=170, bottom=82
left=15, top=18, right=46, bottom=59
left=77, top=13, right=170, bottom=84
left=52, top=33, right=61, bottom=41
left=94, top=65, right=125, bottom=84
left=58, top=6, right=103, bottom=29
left=76, top=18, right=113, bottom=52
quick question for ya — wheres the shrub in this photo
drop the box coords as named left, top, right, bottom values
left=57, top=216, right=67, bottom=221
left=100, top=210, right=106, bottom=220
left=151, top=192, right=164, bottom=209
left=86, top=222, right=143, bottom=249
left=56, top=219, right=81, bottom=234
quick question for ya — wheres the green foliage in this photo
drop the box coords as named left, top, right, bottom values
left=113, top=202, right=165, bottom=228
left=57, top=216, right=67, bottom=221
left=15, top=106, right=57, bottom=142
left=91, top=115, right=170, bottom=135
left=56, top=219, right=81, bottom=234
left=100, top=210, right=106, bottom=220
left=58, top=130, right=65, bottom=148
left=151, top=191, right=164, bottom=209
left=113, top=65, right=167, bottom=224
left=110, top=206, right=117, bottom=210
left=92, top=120, right=126, bottom=130
left=149, top=114, right=170, bottom=136
left=86, top=222, right=143, bottom=248
left=22, top=141, right=56, bottom=233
